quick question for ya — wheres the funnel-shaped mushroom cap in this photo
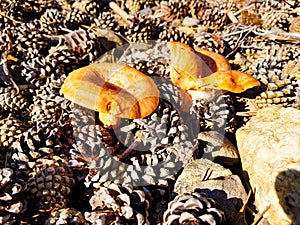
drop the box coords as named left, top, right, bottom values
left=194, top=47, right=231, bottom=73
left=61, top=63, right=160, bottom=125
left=168, top=41, right=203, bottom=79
left=167, top=41, right=260, bottom=94
left=213, top=70, right=261, bottom=93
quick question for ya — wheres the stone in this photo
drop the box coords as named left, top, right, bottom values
left=194, top=175, right=248, bottom=225
left=198, top=131, right=240, bottom=166
left=174, top=159, right=247, bottom=225
left=174, top=158, right=232, bottom=194
left=236, top=106, right=300, bottom=225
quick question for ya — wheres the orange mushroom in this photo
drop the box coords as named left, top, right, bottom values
left=61, top=63, right=160, bottom=127
left=194, top=47, right=231, bottom=73
left=212, top=70, right=261, bottom=93
left=167, top=41, right=260, bottom=95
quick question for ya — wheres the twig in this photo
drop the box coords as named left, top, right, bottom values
left=240, top=189, right=253, bottom=213
left=0, top=51, right=19, bottom=93
left=236, top=111, right=257, bottom=116
left=233, top=5, right=255, bottom=16
left=117, top=139, right=142, bottom=160
left=225, top=27, right=255, bottom=58
left=109, top=2, right=131, bottom=22
left=201, top=168, right=213, bottom=181
left=46, top=36, right=65, bottom=59
left=222, top=25, right=256, bottom=38
left=251, top=205, right=271, bottom=225
left=255, top=29, right=300, bottom=42
left=0, top=11, right=22, bottom=25
left=227, top=11, right=239, bottom=24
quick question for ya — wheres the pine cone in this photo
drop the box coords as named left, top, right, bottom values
left=6, top=0, right=44, bottom=22
left=47, top=47, right=80, bottom=76
left=143, top=185, right=170, bottom=224
left=248, top=46, right=300, bottom=108
left=5, top=24, right=51, bottom=59
left=193, top=33, right=225, bottom=54
left=40, top=8, right=64, bottom=34
left=63, top=9, right=91, bottom=30
left=85, top=182, right=149, bottom=225
left=0, top=14, right=13, bottom=33
left=93, top=11, right=121, bottom=32
left=189, top=0, right=209, bottom=18
left=125, top=16, right=164, bottom=42
left=26, top=161, right=75, bottom=211
left=261, top=9, right=298, bottom=32
left=14, top=123, right=72, bottom=160
left=30, top=93, right=68, bottom=125
left=28, top=73, right=67, bottom=100
left=132, top=59, right=170, bottom=79
left=251, top=0, right=300, bottom=31
left=124, top=0, right=159, bottom=14
left=115, top=96, right=197, bottom=184
left=81, top=80, right=198, bottom=186
left=38, top=29, right=100, bottom=78
left=45, top=208, right=88, bottom=225
left=4, top=147, right=34, bottom=181
left=125, top=0, right=140, bottom=13
left=0, top=87, right=29, bottom=114
left=163, top=192, right=226, bottom=225
left=190, top=94, right=235, bottom=133
left=63, top=29, right=100, bottom=63
left=71, top=123, right=116, bottom=164
left=0, top=115, right=27, bottom=148
left=0, top=168, right=27, bottom=224
left=167, top=0, right=190, bottom=19
left=199, top=3, right=229, bottom=31
left=159, top=28, right=193, bottom=46
left=84, top=0, right=110, bottom=16
left=20, top=52, right=59, bottom=90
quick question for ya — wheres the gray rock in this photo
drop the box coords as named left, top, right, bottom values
left=195, top=175, right=248, bottom=225
left=198, top=131, right=240, bottom=166
left=236, top=106, right=300, bottom=225
left=174, top=158, right=232, bottom=194
left=174, top=159, right=247, bottom=225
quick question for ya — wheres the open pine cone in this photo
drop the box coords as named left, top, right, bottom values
left=85, top=182, right=149, bottom=225
left=0, top=168, right=27, bottom=224
left=163, top=191, right=226, bottom=225
left=26, top=162, right=75, bottom=211
left=45, top=208, right=88, bottom=225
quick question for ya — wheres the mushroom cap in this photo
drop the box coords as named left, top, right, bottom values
left=167, top=41, right=203, bottom=80
left=61, top=63, right=160, bottom=122
left=194, top=47, right=231, bottom=73
left=167, top=41, right=260, bottom=94
left=213, top=70, right=261, bottom=93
